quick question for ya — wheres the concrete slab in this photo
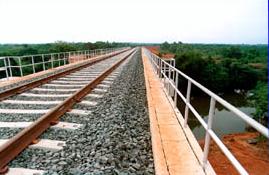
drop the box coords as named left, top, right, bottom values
left=86, top=94, right=103, bottom=98
left=97, top=84, right=110, bottom=88
left=6, top=168, right=45, bottom=175
left=19, top=93, right=71, bottom=97
left=43, top=84, right=84, bottom=87
left=33, top=88, right=79, bottom=92
left=51, top=80, right=89, bottom=84
left=141, top=48, right=211, bottom=175
left=0, top=109, right=48, bottom=114
left=0, top=108, right=90, bottom=116
left=0, top=121, right=81, bottom=130
left=93, top=88, right=107, bottom=93
left=2, top=100, right=61, bottom=105
left=59, top=77, right=93, bottom=81
left=0, top=139, right=65, bottom=151
left=101, top=80, right=113, bottom=84
left=66, top=75, right=96, bottom=78
left=68, top=109, right=91, bottom=115
left=104, top=77, right=115, bottom=81
left=159, top=125, right=186, bottom=141
left=79, top=100, right=98, bottom=106
left=107, top=75, right=117, bottom=78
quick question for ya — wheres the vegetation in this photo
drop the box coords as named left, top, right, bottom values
left=159, top=42, right=268, bottom=123
left=160, top=42, right=267, bottom=92
left=0, top=41, right=130, bottom=56
left=0, top=41, right=131, bottom=78
left=249, top=82, right=268, bottom=124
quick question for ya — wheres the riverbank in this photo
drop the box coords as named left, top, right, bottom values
left=199, top=132, right=269, bottom=175
left=145, top=46, right=175, bottom=59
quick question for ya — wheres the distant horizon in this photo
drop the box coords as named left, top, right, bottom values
left=0, top=0, right=267, bottom=45
left=0, top=41, right=267, bottom=45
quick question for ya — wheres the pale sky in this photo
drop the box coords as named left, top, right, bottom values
left=0, top=0, right=267, bottom=44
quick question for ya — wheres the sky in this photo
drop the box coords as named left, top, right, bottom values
left=0, top=0, right=267, bottom=44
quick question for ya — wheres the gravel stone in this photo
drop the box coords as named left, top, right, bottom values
left=8, top=49, right=154, bottom=174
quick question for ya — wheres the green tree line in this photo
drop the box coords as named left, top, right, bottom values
left=159, top=42, right=268, bottom=124
left=0, top=41, right=130, bottom=57
left=0, top=41, right=131, bottom=78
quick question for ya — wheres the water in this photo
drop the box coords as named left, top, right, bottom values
left=177, top=93, right=256, bottom=140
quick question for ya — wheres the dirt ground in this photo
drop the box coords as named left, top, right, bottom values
left=199, top=132, right=269, bottom=175
left=146, top=46, right=175, bottom=59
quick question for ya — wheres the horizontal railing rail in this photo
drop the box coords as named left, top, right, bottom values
left=0, top=47, right=129, bottom=80
left=144, top=47, right=268, bottom=175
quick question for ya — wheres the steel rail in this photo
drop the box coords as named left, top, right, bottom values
left=0, top=48, right=129, bottom=79
left=0, top=49, right=136, bottom=173
left=0, top=48, right=130, bottom=101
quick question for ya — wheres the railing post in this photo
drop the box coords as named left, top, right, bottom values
left=58, top=53, right=60, bottom=66
left=168, top=63, right=171, bottom=95
left=172, top=60, right=176, bottom=82
left=7, top=57, right=12, bottom=77
left=174, top=71, right=178, bottom=107
left=163, top=62, right=166, bottom=85
left=156, top=57, right=159, bottom=74
left=18, top=57, right=23, bottom=76
left=42, top=55, right=45, bottom=70
left=64, top=53, right=67, bottom=65
left=202, top=97, right=216, bottom=170
left=3, top=58, right=9, bottom=79
left=158, top=58, right=161, bottom=77
left=51, top=54, right=54, bottom=68
left=31, top=56, right=35, bottom=73
left=155, top=56, right=158, bottom=73
left=184, top=80, right=191, bottom=127
left=159, top=59, right=162, bottom=78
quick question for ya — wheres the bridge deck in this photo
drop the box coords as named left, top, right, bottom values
left=142, top=49, right=207, bottom=175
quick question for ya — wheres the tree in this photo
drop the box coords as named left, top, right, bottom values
left=202, top=60, right=229, bottom=92
left=18, top=44, right=38, bottom=55
left=84, top=42, right=96, bottom=50
left=228, top=62, right=259, bottom=90
left=49, top=41, right=76, bottom=53
left=222, top=46, right=242, bottom=59
left=249, top=82, right=268, bottom=125
left=159, top=42, right=267, bottom=94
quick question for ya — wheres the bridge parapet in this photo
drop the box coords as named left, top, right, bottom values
left=143, top=47, right=268, bottom=175
left=0, top=47, right=129, bottom=80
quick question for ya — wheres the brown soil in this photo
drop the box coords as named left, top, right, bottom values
left=146, top=46, right=175, bottom=59
left=248, top=63, right=266, bottom=69
left=199, top=132, right=269, bottom=175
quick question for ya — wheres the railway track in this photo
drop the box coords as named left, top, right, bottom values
left=0, top=48, right=136, bottom=174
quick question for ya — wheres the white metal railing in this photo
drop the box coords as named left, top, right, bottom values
left=0, top=47, right=129, bottom=80
left=144, top=47, right=269, bottom=175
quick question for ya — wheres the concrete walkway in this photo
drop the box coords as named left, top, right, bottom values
left=142, top=48, right=215, bottom=175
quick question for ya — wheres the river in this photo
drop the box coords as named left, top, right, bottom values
left=176, top=92, right=255, bottom=140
